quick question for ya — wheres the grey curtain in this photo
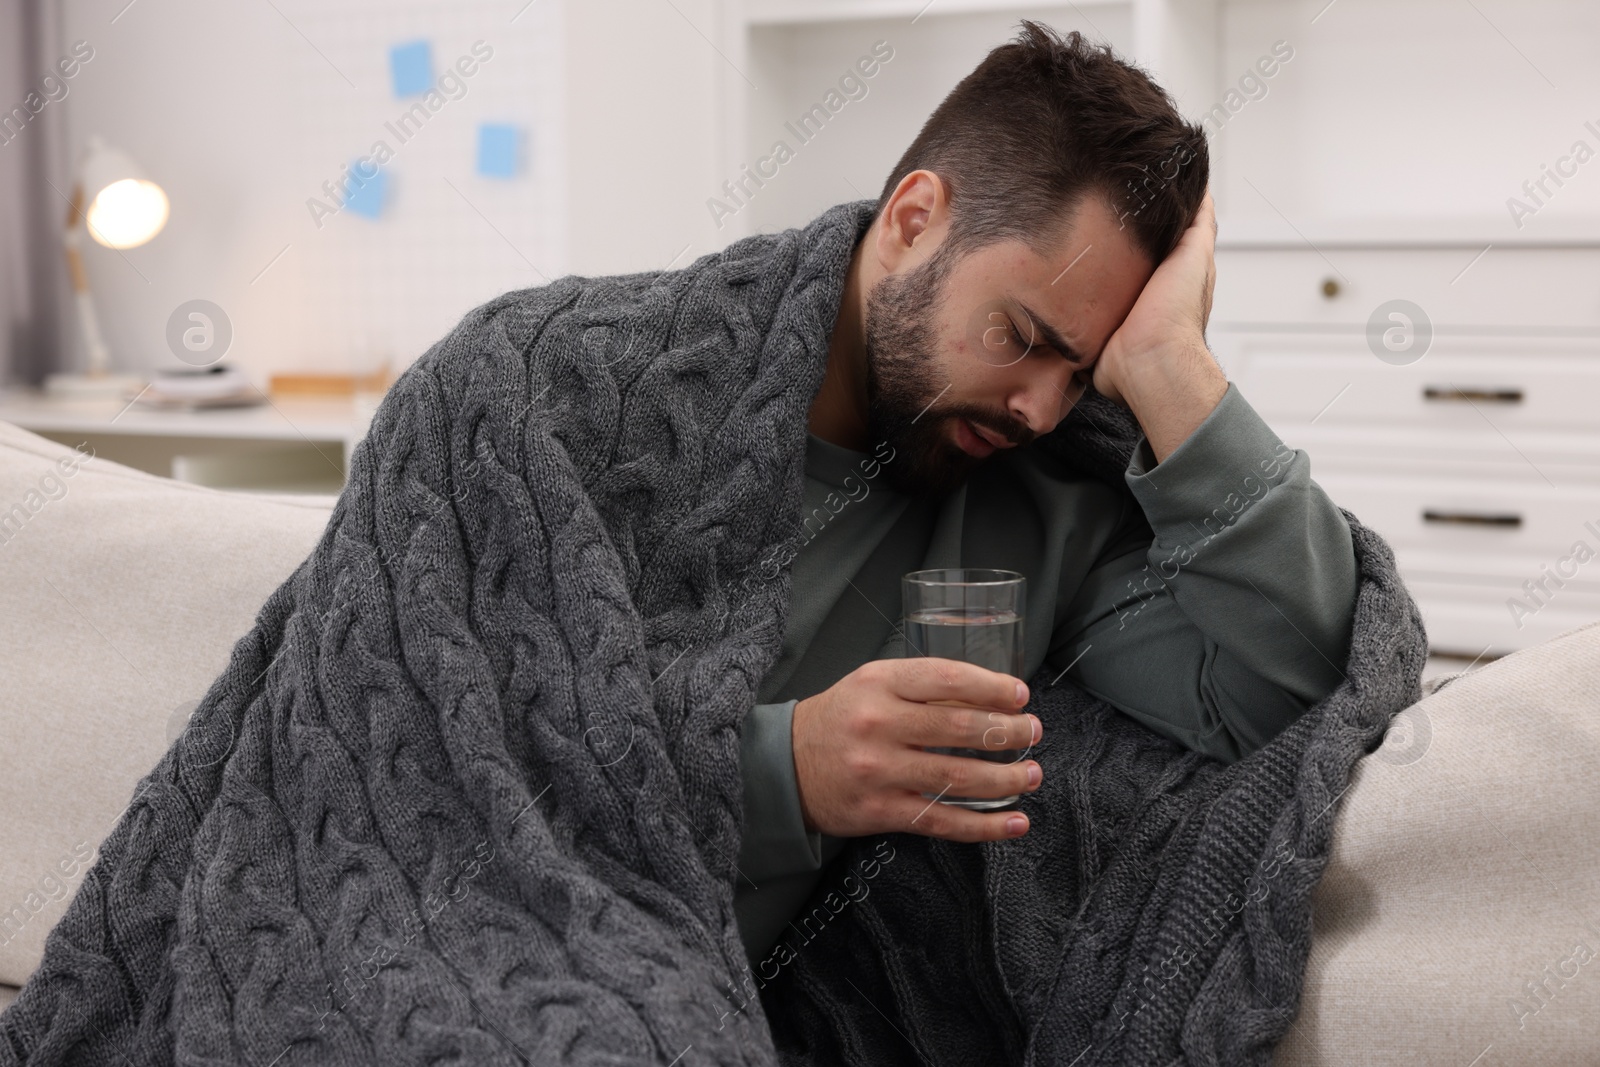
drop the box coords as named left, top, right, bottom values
left=0, top=0, right=65, bottom=388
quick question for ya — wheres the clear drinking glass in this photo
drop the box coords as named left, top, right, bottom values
left=901, top=568, right=1028, bottom=811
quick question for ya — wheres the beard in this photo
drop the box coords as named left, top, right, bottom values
left=861, top=243, right=1027, bottom=502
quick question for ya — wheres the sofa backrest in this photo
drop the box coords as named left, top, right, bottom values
left=0, top=419, right=335, bottom=987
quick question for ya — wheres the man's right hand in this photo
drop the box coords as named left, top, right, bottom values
left=790, top=657, right=1042, bottom=842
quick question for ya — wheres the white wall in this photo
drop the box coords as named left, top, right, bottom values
left=561, top=0, right=726, bottom=276
left=55, top=0, right=566, bottom=382
left=50, top=0, right=750, bottom=381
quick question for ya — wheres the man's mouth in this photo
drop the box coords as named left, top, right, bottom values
left=955, top=416, right=1008, bottom=457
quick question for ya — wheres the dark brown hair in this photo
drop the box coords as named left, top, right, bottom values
left=876, top=20, right=1209, bottom=266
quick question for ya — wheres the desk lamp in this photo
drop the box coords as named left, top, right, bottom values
left=43, top=134, right=169, bottom=397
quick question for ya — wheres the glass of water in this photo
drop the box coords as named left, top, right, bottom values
left=901, top=568, right=1027, bottom=810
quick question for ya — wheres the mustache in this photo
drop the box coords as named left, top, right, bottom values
left=951, top=409, right=1032, bottom=448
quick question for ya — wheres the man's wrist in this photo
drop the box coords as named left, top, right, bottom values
left=740, top=698, right=825, bottom=879
left=1123, top=382, right=1296, bottom=535
left=1117, top=340, right=1228, bottom=464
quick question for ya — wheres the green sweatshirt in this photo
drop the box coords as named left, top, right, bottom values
left=732, top=381, right=1357, bottom=967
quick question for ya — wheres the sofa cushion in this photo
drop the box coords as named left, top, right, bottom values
left=0, top=419, right=335, bottom=987
left=1273, top=618, right=1600, bottom=1064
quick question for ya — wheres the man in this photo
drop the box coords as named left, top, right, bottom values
left=734, top=22, right=1357, bottom=969
left=0, top=24, right=1375, bottom=1063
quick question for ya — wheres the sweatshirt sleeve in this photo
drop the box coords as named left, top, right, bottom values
left=1043, top=381, right=1358, bottom=763
left=736, top=699, right=824, bottom=883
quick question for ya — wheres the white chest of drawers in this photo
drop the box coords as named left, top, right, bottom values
left=1210, top=246, right=1600, bottom=658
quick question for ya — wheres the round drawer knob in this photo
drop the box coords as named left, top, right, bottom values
left=1321, top=277, right=1341, bottom=299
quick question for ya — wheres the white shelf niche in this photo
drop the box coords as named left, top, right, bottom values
left=719, top=0, right=1221, bottom=240
left=1211, top=0, right=1600, bottom=248
left=725, top=0, right=1600, bottom=249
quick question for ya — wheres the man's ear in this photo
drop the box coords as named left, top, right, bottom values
left=874, top=169, right=951, bottom=274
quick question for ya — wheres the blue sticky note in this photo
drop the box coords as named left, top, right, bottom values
left=344, top=159, right=389, bottom=218
left=476, top=124, right=523, bottom=178
left=389, top=40, right=433, bottom=97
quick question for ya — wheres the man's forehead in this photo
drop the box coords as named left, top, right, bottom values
left=1014, top=210, right=1152, bottom=340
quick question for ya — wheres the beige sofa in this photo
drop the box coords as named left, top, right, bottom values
left=0, top=418, right=337, bottom=1010
left=2, top=418, right=1598, bottom=1063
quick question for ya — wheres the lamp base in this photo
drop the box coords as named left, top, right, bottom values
left=43, top=370, right=149, bottom=399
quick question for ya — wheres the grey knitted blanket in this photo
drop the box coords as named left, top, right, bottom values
left=0, top=198, right=1426, bottom=1066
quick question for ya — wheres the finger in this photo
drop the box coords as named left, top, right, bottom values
left=896, top=795, right=1031, bottom=843
left=896, top=701, right=1039, bottom=752
left=903, top=750, right=1040, bottom=803
left=1172, top=190, right=1216, bottom=258
left=885, top=656, right=1027, bottom=711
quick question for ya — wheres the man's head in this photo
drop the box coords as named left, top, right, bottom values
left=854, top=21, right=1208, bottom=501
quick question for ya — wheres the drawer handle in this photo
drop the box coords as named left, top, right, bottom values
left=1421, top=509, right=1523, bottom=528
left=1423, top=386, right=1524, bottom=404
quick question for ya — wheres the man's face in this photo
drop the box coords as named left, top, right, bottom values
left=861, top=193, right=1155, bottom=501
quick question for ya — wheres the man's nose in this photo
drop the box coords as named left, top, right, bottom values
left=1010, top=362, right=1084, bottom=438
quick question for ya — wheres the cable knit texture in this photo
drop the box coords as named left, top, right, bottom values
left=0, top=198, right=1427, bottom=1066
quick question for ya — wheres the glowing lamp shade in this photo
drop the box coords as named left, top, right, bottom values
left=85, top=177, right=169, bottom=249
left=76, top=138, right=168, bottom=249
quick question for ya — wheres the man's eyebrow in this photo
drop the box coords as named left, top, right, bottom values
left=1014, top=300, right=1089, bottom=366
